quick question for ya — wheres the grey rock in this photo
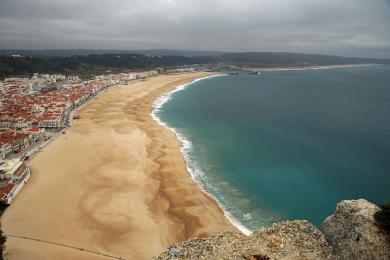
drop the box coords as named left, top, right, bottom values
left=156, top=199, right=390, bottom=260
left=155, top=220, right=336, bottom=260
left=321, top=199, right=390, bottom=260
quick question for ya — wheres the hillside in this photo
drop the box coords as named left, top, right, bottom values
left=0, top=54, right=217, bottom=79
left=1, top=51, right=389, bottom=79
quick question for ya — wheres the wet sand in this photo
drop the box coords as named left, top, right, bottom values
left=1, top=72, right=233, bottom=260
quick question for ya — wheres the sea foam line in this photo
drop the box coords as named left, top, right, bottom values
left=151, top=74, right=253, bottom=236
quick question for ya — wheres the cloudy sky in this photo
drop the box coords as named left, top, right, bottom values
left=0, top=0, right=389, bottom=58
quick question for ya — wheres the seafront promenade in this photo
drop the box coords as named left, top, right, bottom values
left=1, top=72, right=233, bottom=260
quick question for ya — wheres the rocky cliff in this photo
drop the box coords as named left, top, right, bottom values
left=156, top=199, right=389, bottom=260
left=322, top=199, right=390, bottom=260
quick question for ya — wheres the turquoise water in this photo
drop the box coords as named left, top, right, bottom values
left=155, top=65, right=390, bottom=231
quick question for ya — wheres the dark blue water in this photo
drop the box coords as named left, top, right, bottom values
left=156, top=65, right=390, bottom=231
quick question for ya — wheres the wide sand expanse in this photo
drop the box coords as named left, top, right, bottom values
left=2, top=72, right=233, bottom=259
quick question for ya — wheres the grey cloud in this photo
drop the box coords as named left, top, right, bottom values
left=0, top=0, right=389, bottom=58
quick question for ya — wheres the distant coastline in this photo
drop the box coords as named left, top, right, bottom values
left=2, top=50, right=389, bottom=80
left=242, top=63, right=377, bottom=72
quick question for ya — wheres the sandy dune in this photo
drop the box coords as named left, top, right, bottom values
left=2, top=72, right=233, bottom=260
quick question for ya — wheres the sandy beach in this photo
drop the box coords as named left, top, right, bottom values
left=1, top=72, right=233, bottom=260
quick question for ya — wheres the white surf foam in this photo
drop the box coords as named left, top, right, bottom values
left=151, top=74, right=253, bottom=236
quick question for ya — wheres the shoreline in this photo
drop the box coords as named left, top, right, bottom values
left=149, top=63, right=381, bottom=236
left=151, top=74, right=253, bottom=236
left=1, top=72, right=234, bottom=260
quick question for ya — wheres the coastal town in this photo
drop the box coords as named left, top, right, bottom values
left=0, top=69, right=161, bottom=204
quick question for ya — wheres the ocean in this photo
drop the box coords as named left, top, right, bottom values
left=153, top=65, right=390, bottom=234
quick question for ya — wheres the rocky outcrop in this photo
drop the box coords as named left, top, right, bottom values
left=155, top=220, right=336, bottom=260
left=156, top=199, right=390, bottom=260
left=321, top=199, right=390, bottom=260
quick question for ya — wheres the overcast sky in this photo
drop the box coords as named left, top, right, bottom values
left=0, top=0, right=389, bottom=58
